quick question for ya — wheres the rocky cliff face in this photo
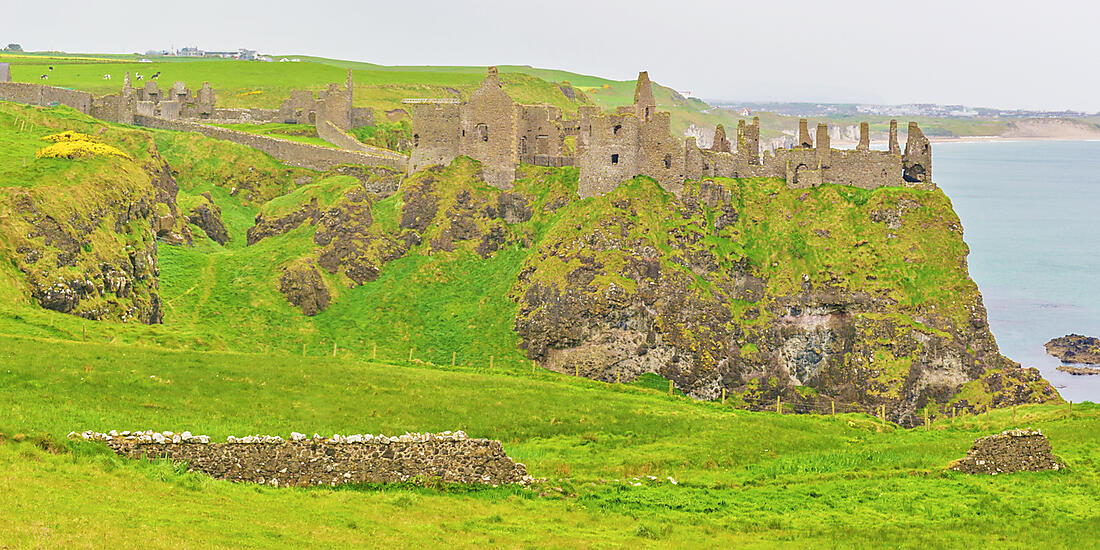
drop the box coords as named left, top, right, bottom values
left=509, top=176, right=1057, bottom=425
left=1, top=131, right=187, bottom=323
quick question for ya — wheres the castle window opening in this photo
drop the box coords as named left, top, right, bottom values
left=613, top=124, right=622, bottom=135
left=663, top=154, right=672, bottom=169
left=413, top=133, right=420, bottom=148
left=611, top=153, right=619, bottom=165
left=475, top=123, right=488, bottom=142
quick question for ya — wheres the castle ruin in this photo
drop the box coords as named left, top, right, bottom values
left=410, top=68, right=934, bottom=195
left=0, top=63, right=931, bottom=194
left=408, top=67, right=571, bottom=188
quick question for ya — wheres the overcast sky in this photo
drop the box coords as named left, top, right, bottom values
left=3, top=0, right=1097, bottom=112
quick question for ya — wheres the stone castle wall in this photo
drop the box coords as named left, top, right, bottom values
left=134, top=115, right=407, bottom=172
left=0, top=82, right=94, bottom=113
left=409, top=102, right=462, bottom=173
left=77, top=430, right=532, bottom=487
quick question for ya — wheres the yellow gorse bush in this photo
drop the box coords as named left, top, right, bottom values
left=41, top=130, right=100, bottom=143
left=36, top=140, right=132, bottom=161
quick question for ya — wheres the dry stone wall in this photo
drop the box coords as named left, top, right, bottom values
left=134, top=115, right=407, bottom=172
left=75, top=430, right=532, bottom=487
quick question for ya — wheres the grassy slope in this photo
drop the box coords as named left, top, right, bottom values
left=5, top=56, right=585, bottom=114
left=1, top=334, right=1097, bottom=547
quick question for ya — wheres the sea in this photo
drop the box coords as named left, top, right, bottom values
left=933, top=140, right=1100, bottom=403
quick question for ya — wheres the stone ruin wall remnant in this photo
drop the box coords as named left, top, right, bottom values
left=75, top=430, right=532, bottom=487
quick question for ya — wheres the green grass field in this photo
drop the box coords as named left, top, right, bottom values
left=2, top=334, right=1097, bottom=548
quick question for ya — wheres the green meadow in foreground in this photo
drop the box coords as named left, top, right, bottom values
left=2, top=334, right=1098, bottom=548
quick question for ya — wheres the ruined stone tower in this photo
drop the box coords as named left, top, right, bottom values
left=634, top=71, right=656, bottom=123
left=798, top=119, right=812, bottom=148
left=460, top=66, right=518, bottom=188
left=857, top=122, right=870, bottom=151
left=736, top=118, right=760, bottom=166
left=815, top=123, right=830, bottom=167
left=903, top=122, right=931, bottom=184
left=711, top=124, right=730, bottom=153
left=889, top=120, right=900, bottom=154
left=0, top=63, right=10, bottom=83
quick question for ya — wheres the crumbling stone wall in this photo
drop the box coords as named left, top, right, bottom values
left=0, top=63, right=10, bottom=83
left=577, top=111, right=642, bottom=197
left=517, top=104, right=565, bottom=157
left=950, top=428, right=1064, bottom=474
left=409, top=101, right=462, bottom=173
left=134, top=115, right=407, bottom=171
left=0, top=82, right=93, bottom=113
left=75, top=430, right=532, bottom=487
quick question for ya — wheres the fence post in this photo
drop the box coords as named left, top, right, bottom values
left=490, top=355, right=494, bottom=370
left=452, top=351, right=456, bottom=367
left=777, top=395, right=782, bottom=414
left=617, top=371, right=621, bottom=384
left=880, top=405, right=886, bottom=429
left=668, top=380, right=674, bottom=396
left=408, top=348, right=414, bottom=361
left=373, top=343, right=377, bottom=360
left=722, top=388, right=726, bottom=405
left=574, top=365, right=579, bottom=377
left=952, top=407, right=956, bottom=428
left=925, top=411, right=930, bottom=431
left=531, top=360, right=536, bottom=374
left=333, top=342, right=337, bottom=357
left=831, top=401, right=835, bottom=416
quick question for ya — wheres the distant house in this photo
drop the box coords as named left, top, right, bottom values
left=237, top=49, right=258, bottom=61
left=178, top=47, right=204, bottom=57
left=739, top=108, right=752, bottom=116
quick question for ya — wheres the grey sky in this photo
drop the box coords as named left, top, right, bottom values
left=3, top=0, right=1097, bottom=112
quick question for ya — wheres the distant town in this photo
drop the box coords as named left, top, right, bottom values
left=139, top=47, right=299, bottom=63
left=708, top=100, right=1095, bottom=119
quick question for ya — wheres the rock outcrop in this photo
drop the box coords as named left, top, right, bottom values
left=1045, top=334, right=1100, bottom=365
left=950, top=428, right=1064, bottom=474
left=3, top=125, right=176, bottom=324
left=510, top=176, right=1059, bottom=425
left=278, top=263, right=330, bottom=316
left=187, top=193, right=229, bottom=245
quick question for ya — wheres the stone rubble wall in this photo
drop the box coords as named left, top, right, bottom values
left=74, top=430, right=532, bottom=487
left=949, top=428, right=1064, bottom=474
left=133, top=115, right=407, bottom=172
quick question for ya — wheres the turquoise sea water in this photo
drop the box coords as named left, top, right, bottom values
left=934, top=141, right=1100, bottom=403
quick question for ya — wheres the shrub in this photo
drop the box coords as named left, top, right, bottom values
left=36, top=141, right=131, bottom=161
left=41, top=131, right=100, bottom=144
